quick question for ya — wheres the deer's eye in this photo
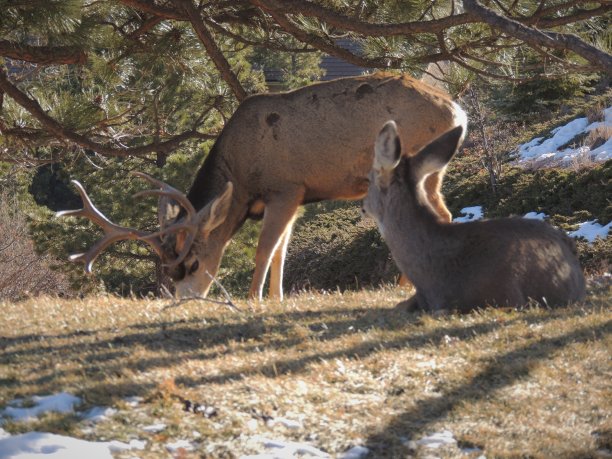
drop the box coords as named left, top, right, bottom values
left=189, top=260, right=199, bottom=274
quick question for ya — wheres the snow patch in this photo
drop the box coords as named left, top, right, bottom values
left=518, top=117, right=590, bottom=161
left=166, top=439, right=195, bottom=452
left=338, top=445, right=370, bottom=459
left=0, top=432, right=144, bottom=459
left=1, top=393, right=82, bottom=422
left=568, top=220, right=612, bottom=242
left=142, top=423, right=167, bottom=433
left=452, top=206, right=610, bottom=243
left=454, top=206, right=483, bottom=222
left=81, top=407, right=117, bottom=424
left=107, top=438, right=146, bottom=452
left=517, top=105, right=612, bottom=165
left=270, top=417, right=303, bottom=430
left=523, top=212, right=547, bottom=220
left=416, top=430, right=457, bottom=449
left=243, top=436, right=329, bottom=458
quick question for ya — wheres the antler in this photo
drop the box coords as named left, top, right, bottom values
left=57, top=173, right=200, bottom=273
left=131, top=171, right=197, bottom=219
left=129, top=172, right=199, bottom=268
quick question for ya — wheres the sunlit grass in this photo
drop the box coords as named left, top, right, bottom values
left=0, top=281, right=610, bottom=458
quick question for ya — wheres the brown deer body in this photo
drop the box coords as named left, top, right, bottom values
left=60, top=73, right=466, bottom=300
left=363, top=121, right=586, bottom=312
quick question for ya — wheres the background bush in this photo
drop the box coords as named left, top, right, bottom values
left=0, top=190, right=70, bottom=300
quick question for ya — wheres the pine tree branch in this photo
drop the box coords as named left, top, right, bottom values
left=119, top=0, right=184, bottom=20
left=0, top=40, right=87, bottom=65
left=250, top=4, right=405, bottom=68
left=0, top=69, right=215, bottom=158
left=171, top=0, right=248, bottom=102
left=463, top=0, right=612, bottom=74
left=249, top=0, right=475, bottom=36
left=529, top=5, right=611, bottom=29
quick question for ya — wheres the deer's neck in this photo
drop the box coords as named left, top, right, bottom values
left=188, top=145, right=232, bottom=210
left=187, top=146, right=248, bottom=238
left=381, top=178, right=447, bottom=283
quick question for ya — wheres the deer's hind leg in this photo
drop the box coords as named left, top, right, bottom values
left=248, top=191, right=302, bottom=301
left=423, top=170, right=452, bottom=223
left=396, top=171, right=451, bottom=288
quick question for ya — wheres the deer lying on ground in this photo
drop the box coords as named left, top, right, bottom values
left=59, top=73, right=467, bottom=300
left=362, top=121, right=586, bottom=312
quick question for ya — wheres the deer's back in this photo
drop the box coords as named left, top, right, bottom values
left=216, top=74, right=462, bottom=202
left=405, top=218, right=586, bottom=311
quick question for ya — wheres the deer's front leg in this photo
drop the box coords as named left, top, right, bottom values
left=268, top=217, right=296, bottom=300
left=249, top=194, right=301, bottom=301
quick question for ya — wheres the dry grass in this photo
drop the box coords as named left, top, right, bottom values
left=0, top=281, right=610, bottom=458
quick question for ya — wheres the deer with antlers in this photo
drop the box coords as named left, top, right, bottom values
left=59, top=73, right=467, bottom=300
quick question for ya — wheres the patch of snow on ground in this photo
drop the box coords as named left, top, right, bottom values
left=81, top=406, right=117, bottom=423
left=122, top=396, right=143, bottom=407
left=0, top=394, right=149, bottom=459
left=518, top=117, right=590, bottom=161
left=269, top=417, right=303, bottom=430
left=337, top=445, right=370, bottom=459
left=166, top=439, right=195, bottom=452
left=523, top=212, right=548, bottom=220
left=142, top=423, right=167, bottom=433
left=568, top=220, right=612, bottom=242
left=517, top=105, right=612, bottom=164
left=453, top=206, right=610, bottom=243
left=1, top=393, right=82, bottom=422
left=454, top=206, right=483, bottom=222
left=242, top=436, right=330, bottom=458
left=0, top=431, right=144, bottom=459
left=107, top=439, right=146, bottom=452
left=416, top=430, right=457, bottom=449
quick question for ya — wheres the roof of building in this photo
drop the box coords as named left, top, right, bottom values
left=262, top=38, right=366, bottom=83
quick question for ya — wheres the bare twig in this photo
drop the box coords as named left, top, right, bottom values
left=204, top=270, right=240, bottom=311
left=159, top=272, right=242, bottom=312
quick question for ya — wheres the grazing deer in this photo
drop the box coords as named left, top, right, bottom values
left=363, top=121, right=586, bottom=312
left=59, top=73, right=467, bottom=300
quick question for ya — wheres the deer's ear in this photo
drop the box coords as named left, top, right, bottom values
left=197, top=182, right=234, bottom=234
left=158, top=197, right=181, bottom=229
left=412, top=125, right=464, bottom=177
left=373, top=121, right=402, bottom=172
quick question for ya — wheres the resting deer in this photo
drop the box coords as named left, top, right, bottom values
left=59, top=73, right=467, bottom=300
left=363, top=121, right=586, bottom=312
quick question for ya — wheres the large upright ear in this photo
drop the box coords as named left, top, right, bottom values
left=197, top=182, right=234, bottom=234
left=412, top=125, right=464, bottom=178
left=373, top=120, right=402, bottom=172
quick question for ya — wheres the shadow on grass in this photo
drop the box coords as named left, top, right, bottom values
left=0, top=301, right=597, bottom=402
left=363, top=319, right=612, bottom=457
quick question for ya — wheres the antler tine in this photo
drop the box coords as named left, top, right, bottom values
left=144, top=221, right=198, bottom=268
left=57, top=180, right=164, bottom=273
left=131, top=171, right=196, bottom=219
left=56, top=180, right=114, bottom=227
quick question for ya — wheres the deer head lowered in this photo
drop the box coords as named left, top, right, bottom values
left=363, top=121, right=586, bottom=312
left=59, top=73, right=467, bottom=300
left=57, top=172, right=233, bottom=281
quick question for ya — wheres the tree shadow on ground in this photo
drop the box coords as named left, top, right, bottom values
left=363, top=319, right=611, bottom=457
left=0, top=301, right=597, bottom=404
